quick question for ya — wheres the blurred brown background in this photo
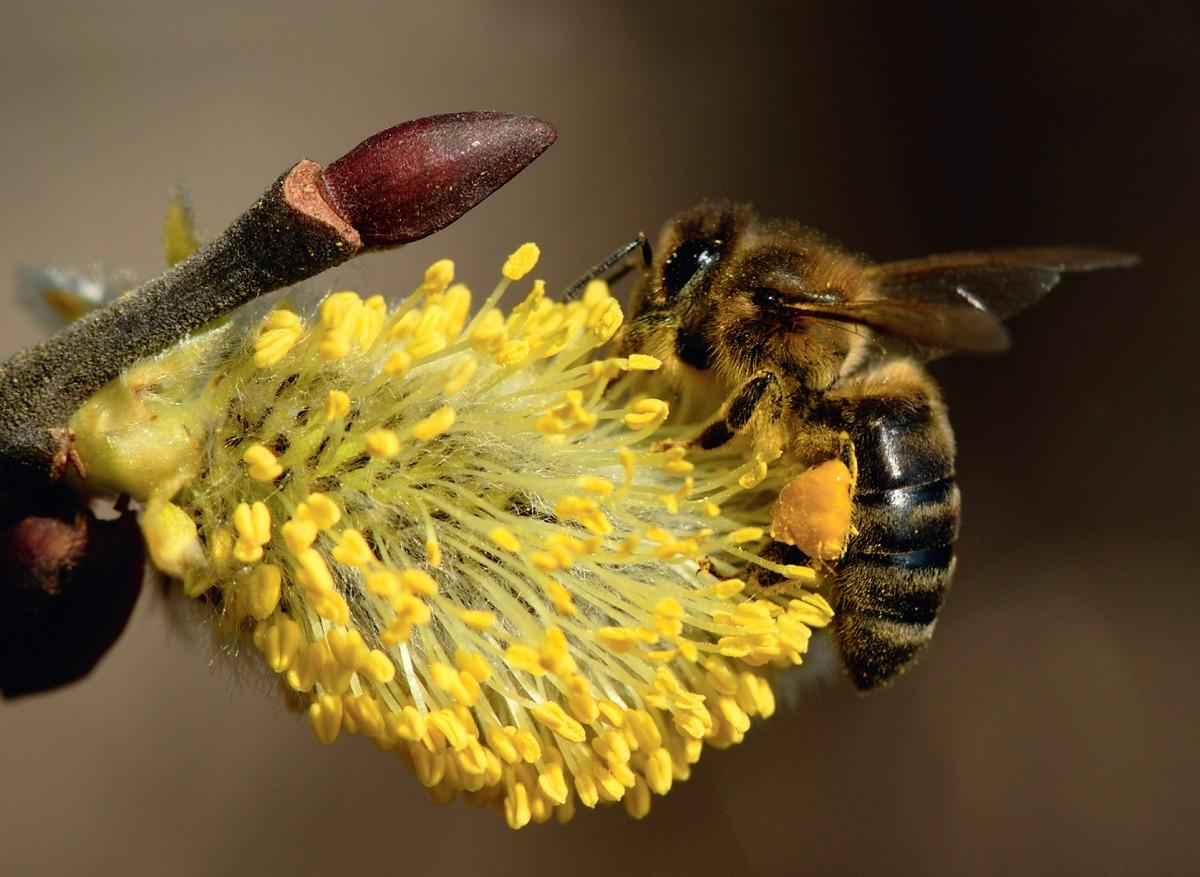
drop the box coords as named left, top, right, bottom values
left=2, top=2, right=1196, bottom=874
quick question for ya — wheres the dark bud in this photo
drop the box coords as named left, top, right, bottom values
left=0, top=486, right=144, bottom=698
left=320, top=111, right=557, bottom=248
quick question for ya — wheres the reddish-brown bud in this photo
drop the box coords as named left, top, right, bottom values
left=320, top=112, right=557, bottom=248
left=0, top=488, right=144, bottom=698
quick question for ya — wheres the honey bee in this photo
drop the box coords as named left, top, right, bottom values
left=609, top=202, right=1134, bottom=690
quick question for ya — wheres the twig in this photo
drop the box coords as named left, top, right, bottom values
left=0, top=112, right=556, bottom=486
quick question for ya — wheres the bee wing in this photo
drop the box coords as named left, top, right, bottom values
left=866, top=247, right=1138, bottom=320
left=808, top=298, right=1012, bottom=353
left=854, top=247, right=1137, bottom=359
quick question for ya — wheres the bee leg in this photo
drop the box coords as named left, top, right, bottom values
left=750, top=541, right=813, bottom=596
left=834, top=431, right=858, bottom=483
left=696, top=371, right=781, bottom=450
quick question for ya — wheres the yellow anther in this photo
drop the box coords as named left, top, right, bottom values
left=422, top=258, right=455, bottom=292
left=787, top=593, right=835, bottom=627
left=400, top=569, right=438, bottom=597
left=568, top=686, right=600, bottom=724
left=361, top=650, right=396, bottom=684
left=626, top=709, right=663, bottom=753
left=530, top=702, right=587, bottom=743
left=702, top=500, right=721, bottom=517
left=619, top=446, right=636, bottom=482
left=297, top=493, right=341, bottom=530
left=575, top=771, right=600, bottom=809
left=592, top=765, right=626, bottom=801
left=782, top=564, right=818, bottom=583
left=576, top=475, right=613, bottom=496
left=623, top=398, right=669, bottom=429
left=709, top=578, right=744, bottom=600
left=443, top=284, right=472, bottom=337
left=431, top=662, right=479, bottom=707
left=319, top=291, right=360, bottom=326
left=504, top=643, right=546, bottom=676
left=443, top=356, right=478, bottom=394
left=468, top=308, right=507, bottom=351
left=366, top=569, right=399, bottom=599
left=254, top=309, right=304, bottom=367
left=323, top=389, right=351, bottom=421
left=425, top=538, right=442, bottom=568
left=587, top=358, right=622, bottom=383
left=653, top=598, right=685, bottom=638
left=255, top=614, right=301, bottom=673
left=665, top=460, right=694, bottom=478
left=554, top=495, right=612, bottom=536
left=326, top=627, right=368, bottom=669
left=383, top=349, right=412, bottom=378
left=365, top=429, right=401, bottom=459
left=408, top=332, right=447, bottom=360
left=625, top=777, right=652, bottom=819
left=308, top=694, right=343, bottom=745
left=545, top=579, right=577, bottom=616
left=644, top=748, right=674, bottom=795
left=281, top=517, right=318, bottom=554
left=717, top=697, right=751, bottom=735
left=488, top=526, right=521, bottom=552
left=494, top=338, right=531, bottom=366
left=540, top=628, right=576, bottom=676
left=243, top=444, right=282, bottom=481
left=454, top=649, right=492, bottom=683
left=587, top=297, right=623, bottom=344
left=380, top=594, right=431, bottom=645
left=739, top=460, right=769, bottom=488
left=597, top=627, right=640, bottom=653
left=387, top=706, right=427, bottom=743
left=318, top=291, right=364, bottom=359
left=501, top=730, right=536, bottom=765
left=572, top=278, right=605, bottom=306
left=730, top=526, right=764, bottom=544
left=332, top=528, right=374, bottom=568
left=410, top=745, right=446, bottom=787
left=538, top=762, right=569, bottom=805
left=244, top=564, right=281, bottom=619
left=503, top=242, right=540, bottom=281
left=460, top=609, right=495, bottom=631
left=456, top=738, right=488, bottom=777
left=413, top=406, right=456, bottom=441
left=592, top=730, right=631, bottom=766
left=232, top=500, right=271, bottom=563
left=625, top=353, right=661, bottom=371
left=344, top=693, right=385, bottom=739
left=504, top=782, right=531, bottom=830
left=596, top=700, right=625, bottom=727
left=142, top=499, right=204, bottom=580
left=295, top=547, right=335, bottom=595
left=485, top=726, right=520, bottom=764
left=359, top=295, right=387, bottom=347
left=416, top=306, right=448, bottom=339
left=529, top=550, right=560, bottom=572
left=390, top=309, right=421, bottom=340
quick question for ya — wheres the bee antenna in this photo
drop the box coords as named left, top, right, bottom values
left=562, top=233, right=652, bottom=301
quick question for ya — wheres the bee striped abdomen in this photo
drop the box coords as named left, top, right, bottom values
left=827, top=372, right=960, bottom=690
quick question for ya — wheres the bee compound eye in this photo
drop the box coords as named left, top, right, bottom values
left=661, top=237, right=721, bottom=298
left=752, top=287, right=782, bottom=310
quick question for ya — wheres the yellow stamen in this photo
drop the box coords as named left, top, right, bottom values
left=412, top=406, right=456, bottom=441
left=503, top=243, right=540, bottom=281
left=243, top=444, right=282, bottom=481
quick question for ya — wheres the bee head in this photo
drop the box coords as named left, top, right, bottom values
left=624, top=203, right=871, bottom=392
